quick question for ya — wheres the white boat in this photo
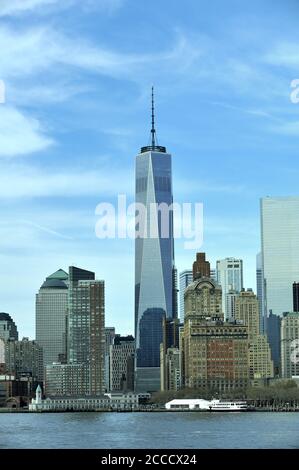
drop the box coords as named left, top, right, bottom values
left=208, top=400, right=248, bottom=411
left=165, top=398, right=249, bottom=411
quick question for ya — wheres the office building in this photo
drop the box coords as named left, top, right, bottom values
left=0, top=339, right=5, bottom=374
left=67, top=266, right=105, bottom=395
left=249, top=335, right=274, bottom=380
left=36, top=269, right=68, bottom=367
left=293, top=282, right=299, bottom=312
left=192, top=252, right=210, bottom=280
left=135, top=89, right=176, bottom=392
left=235, top=289, right=260, bottom=340
left=160, top=347, right=181, bottom=392
left=260, top=197, right=299, bottom=317
left=0, top=313, right=18, bottom=341
left=235, top=290, right=273, bottom=380
left=104, top=327, right=115, bottom=392
left=226, top=290, right=238, bottom=320
left=109, top=335, right=135, bottom=392
left=45, top=363, right=89, bottom=397
left=5, top=338, right=43, bottom=382
left=179, top=270, right=193, bottom=322
left=216, top=258, right=243, bottom=319
left=256, top=252, right=266, bottom=333
left=267, top=312, right=281, bottom=375
left=281, top=312, right=299, bottom=378
left=160, top=317, right=181, bottom=391
left=183, top=278, right=249, bottom=391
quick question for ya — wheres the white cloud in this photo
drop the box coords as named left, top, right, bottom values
left=0, top=0, right=60, bottom=16
left=0, top=162, right=133, bottom=197
left=0, top=0, right=124, bottom=17
left=264, top=42, right=299, bottom=69
left=0, top=105, right=53, bottom=157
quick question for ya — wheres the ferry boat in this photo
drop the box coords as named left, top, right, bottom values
left=208, top=400, right=248, bottom=411
left=165, top=398, right=249, bottom=411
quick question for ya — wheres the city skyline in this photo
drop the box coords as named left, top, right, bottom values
left=1, top=0, right=299, bottom=339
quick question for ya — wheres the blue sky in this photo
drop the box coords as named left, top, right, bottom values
left=1, top=0, right=299, bottom=338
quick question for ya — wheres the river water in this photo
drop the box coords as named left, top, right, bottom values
left=0, top=412, right=298, bottom=448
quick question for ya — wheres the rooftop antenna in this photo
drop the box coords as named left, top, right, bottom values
left=151, top=85, right=156, bottom=148
left=140, top=86, right=166, bottom=153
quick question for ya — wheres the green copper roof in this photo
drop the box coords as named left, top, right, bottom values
left=46, top=269, right=68, bottom=281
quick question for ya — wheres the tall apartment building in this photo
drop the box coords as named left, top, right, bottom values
left=281, top=312, right=299, bottom=378
left=235, top=290, right=260, bottom=340
left=235, top=289, right=273, bottom=380
left=109, top=335, right=135, bottom=391
left=256, top=252, right=266, bottom=333
left=293, top=282, right=299, bottom=312
left=183, top=277, right=249, bottom=391
left=160, top=317, right=181, bottom=391
left=179, top=270, right=193, bottom=322
left=0, top=313, right=18, bottom=341
left=249, top=336, right=274, bottom=380
left=5, top=338, right=43, bottom=382
left=45, top=363, right=89, bottom=397
left=0, top=338, right=5, bottom=374
left=36, top=269, right=68, bottom=367
left=160, top=347, right=181, bottom=392
left=104, top=327, right=115, bottom=392
left=216, top=258, right=243, bottom=319
left=67, top=266, right=105, bottom=396
left=226, top=290, right=238, bottom=320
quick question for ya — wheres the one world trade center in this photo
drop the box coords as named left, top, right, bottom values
left=135, top=88, right=177, bottom=392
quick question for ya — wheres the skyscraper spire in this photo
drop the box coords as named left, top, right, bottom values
left=140, top=86, right=166, bottom=153
left=151, top=86, right=156, bottom=147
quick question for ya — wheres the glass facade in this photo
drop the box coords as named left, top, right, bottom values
left=179, top=270, right=193, bottom=322
left=0, top=312, right=18, bottom=342
left=135, top=149, right=176, bottom=391
left=36, top=269, right=68, bottom=368
left=260, top=197, right=299, bottom=317
left=256, top=252, right=266, bottom=334
left=216, top=258, right=243, bottom=320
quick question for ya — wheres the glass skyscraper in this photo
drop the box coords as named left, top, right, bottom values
left=135, top=88, right=176, bottom=392
left=179, top=270, right=193, bottom=322
left=216, top=258, right=243, bottom=320
left=256, top=252, right=266, bottom=334
left=36, top=269, right=68, bottom=368
left=260, top=197, right=299, bottom=317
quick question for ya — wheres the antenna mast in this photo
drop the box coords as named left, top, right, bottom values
left=151, top=86, right=156, bottom=148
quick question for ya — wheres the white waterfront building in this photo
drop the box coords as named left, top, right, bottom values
left=29, top=386, right=140, bottom=412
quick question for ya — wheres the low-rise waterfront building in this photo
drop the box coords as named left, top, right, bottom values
left=29, top=386, right=141, bottom=411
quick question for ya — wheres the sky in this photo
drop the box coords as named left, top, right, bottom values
left=1, top=0, right=299, bottom=338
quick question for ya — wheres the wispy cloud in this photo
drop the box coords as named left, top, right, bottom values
left=21, top=219, right=73, bottom=239
left=0, top=105, right=53, bottom=157
left=264, top=42, right=299, bottom=69
left=0, top=0, right=124, bottom=17
left=0, top=162, right=133, bottom=197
